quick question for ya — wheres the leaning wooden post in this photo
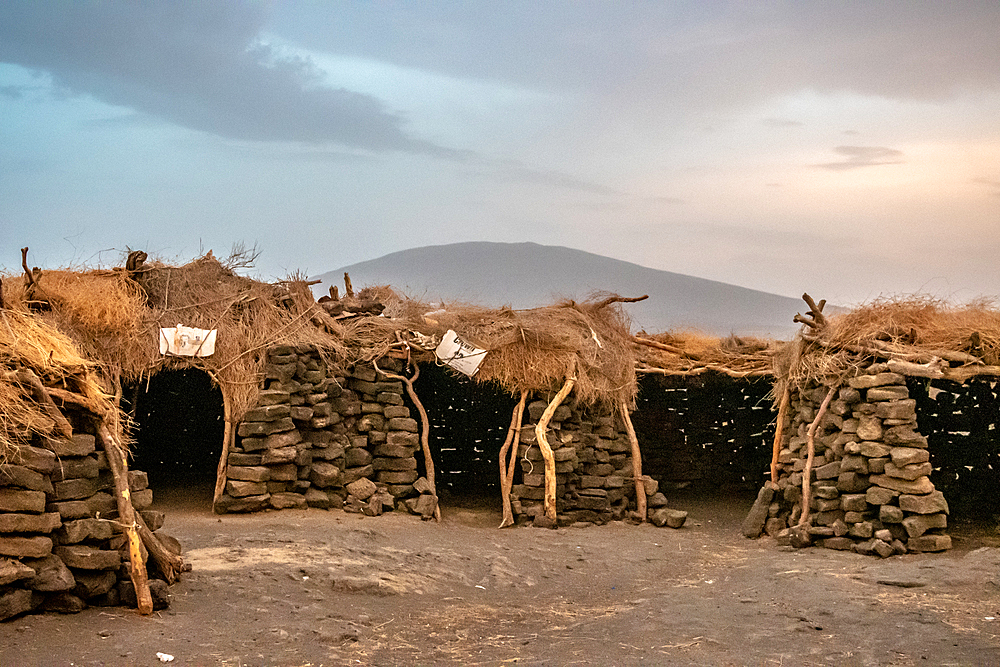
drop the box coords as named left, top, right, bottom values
left=797, top=384, right=837, bottom=529
left=498, top=391, right=528, bottom=528
left=620, top=401, right=647, bottom=522
left=769, top=382, right=791, bottom=487
left=96, top=422, right=153, bottom=615
left=213, top=384, right=234, bottom=512
left=535, top=370, right=577, bottom=522
left=375, top=360, right=440, bottom=521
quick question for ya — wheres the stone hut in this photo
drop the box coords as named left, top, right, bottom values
left=742, top=295, right=1000, bottom=556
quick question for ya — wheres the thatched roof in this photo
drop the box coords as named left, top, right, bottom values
left=782, top=295, right=1000, bottom=390
left=338, top=290, right=642, bottom=410
left=2, top=252, right=346, bottom=419
left=0, top=308, right=117, bottom=462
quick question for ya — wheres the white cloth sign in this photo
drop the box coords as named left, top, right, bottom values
left=435, top=329, right=487, bottom=376
left=159, top=324, right=218, bottom=357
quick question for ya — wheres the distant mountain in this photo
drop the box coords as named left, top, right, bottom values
left=313, top=242, right=805, bottom=338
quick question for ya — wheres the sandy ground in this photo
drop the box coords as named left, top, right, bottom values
left=2, top=490, right=999, bottom=667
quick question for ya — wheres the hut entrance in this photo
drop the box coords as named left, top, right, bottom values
left=631, top=373, right=774, bottom=503
left=125, top=369, right=225, bottom=508
left=414, top=363, right=518, bottom=509
left=909, top=377, right=1000, bottom=533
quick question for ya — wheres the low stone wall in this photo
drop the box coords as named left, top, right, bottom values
left=219, top=349, right=436, bottom=517
left=220, top=349, right=684, bottom=527
left=1, top=431, right=172, bottom=621
left=764, top=367, right=950, bottom=556
left=511, top=402, right=685, bottom=528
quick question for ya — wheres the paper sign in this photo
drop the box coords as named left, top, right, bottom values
left=435, top=329, right=487, bottom=376
left=159, top=325, right=218, bottom=357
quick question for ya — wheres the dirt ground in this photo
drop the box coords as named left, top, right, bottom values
left=2, top=489, right=999, bottom=667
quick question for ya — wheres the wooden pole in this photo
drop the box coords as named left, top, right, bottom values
left=619, top=401, right=647, bottom=522
left=96, top=422, right=153, bottom=615
left=535, top=371, right=576, bottom=522
left=375, top=361, right=440, bottom=521
left=797, top=385, right=837, bottom=528
left=769, top=382, right=791, bottom=487
left=498, top=391, right=527, bottom=528
left=213, top=386, right=234, bottom=512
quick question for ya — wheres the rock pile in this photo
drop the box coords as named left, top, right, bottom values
left=766, top=366, right=950, bottom=556
left=1, top=432, right=173, bottom=621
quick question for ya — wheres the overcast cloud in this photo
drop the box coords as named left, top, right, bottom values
left=1, top=1, right=999, bottom=307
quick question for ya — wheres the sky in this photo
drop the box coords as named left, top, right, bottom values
left=1, top=1, right=999, bottom=307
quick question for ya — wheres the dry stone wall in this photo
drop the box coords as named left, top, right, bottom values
left=768, top=367, right=951, bottom=556
left=220, top=349, right=436, bottom=518
left=511, top=402, right=686, bottom=528
left=1, top=429, right=172, bottom=621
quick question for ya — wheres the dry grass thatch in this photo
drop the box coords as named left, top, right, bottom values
left=633, top=330, right=777, bottom=379
left=341, top=291, right=642, bottom=410
left=0, top=308, right=118, bottom=462
left=787, top=295, right=1000, bottom=389
left=3, top=251, right=348, bottom=421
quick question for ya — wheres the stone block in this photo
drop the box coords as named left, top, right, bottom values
left=890, top=447, right=929, bottom=467
left=214, top=493, right=270, bottom=513
left=376, top=470, right=420, bottom=485
left=57, top=518, right=114, bottom=544
left=243, top=404, right=291, bottom=422
left=848, top=521, right=874, bottom=539
left=903, top=512, right=947, bottom=538
left=649, top=508, right=687, bottom=528
left=879, top=505, right=904, bottom=523
left=870, top=474, right=934, bottom=495
left=866, top=386, right=910, bottom=401
left=856, top=416, right=883, bottom=441
left=907, top=534, right=952, bottom=552
left=836, top=472, right=868, bottom=493
left=820, top=537, right=855, bottom=551
left=840, top=494, right=867, bottom=512
left=264, top=430, right=301, bottom=449
left=140, top=510, right=165, bottom=531
left=340, top=465, right=374, bottom=485
left=884, top=426, right=927, bottom=447
left=874, top=400, right=916, bottom=421
left=0, top=557, right=35, bottom=586
left=387, top=417, right=419, bottom=433
left=52, top=478, right=99, bottom=501
left=270, top=493, right=307, bottom=510
left=346, top=478, right=377, bottom=501
left=373, top=457, right=417, bottom=471
left=268, top=463, right=298, bottom=481
left=859, top=442, right=891, bottom=458
left=227, top=480, right=267, bottom=497
left=49, top=434, right=96, bottom=457
left=741, top=485, right=774, bottom=538
left=72, top=570, right=117, bottom=599
left=884, top=462, right=932, bottom=481
left=261, top=447, right=297, bottom=465
left=0, top=535, right=53, bottom=559
left=899, top=490, right=949, bottom=514
left=839, top=455, right=868, bottom=474
left=310, top=462, right=341, bottom=488
left=228, top=466, right=270, bottom=482
left=305, top=487, right=332, bottom=509
left=345, top=448, right=373, bottom=467
left=866, top=485, right=899, bottom=505
left=815, top=461, right=842, bottom=479
left=0, top=489, right=47, bottom=514
left=12, top=445, right=57, bottom=474
left=0, top=464, right=54, bottom=493
left=54, top=545, right=120, bottom=570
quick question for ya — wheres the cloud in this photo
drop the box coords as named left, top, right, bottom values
left=0, top=2, right=450, bottom=154
left=816, top=146, right=904, bottom=171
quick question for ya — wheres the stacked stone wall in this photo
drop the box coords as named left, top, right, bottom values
left=769, top=368, right=951, bottom=556
left=1, top=427, right=172, bottom=621
left=511, top=402, right=685, bottom=528
left=220, top=350, right=435, bottom=518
